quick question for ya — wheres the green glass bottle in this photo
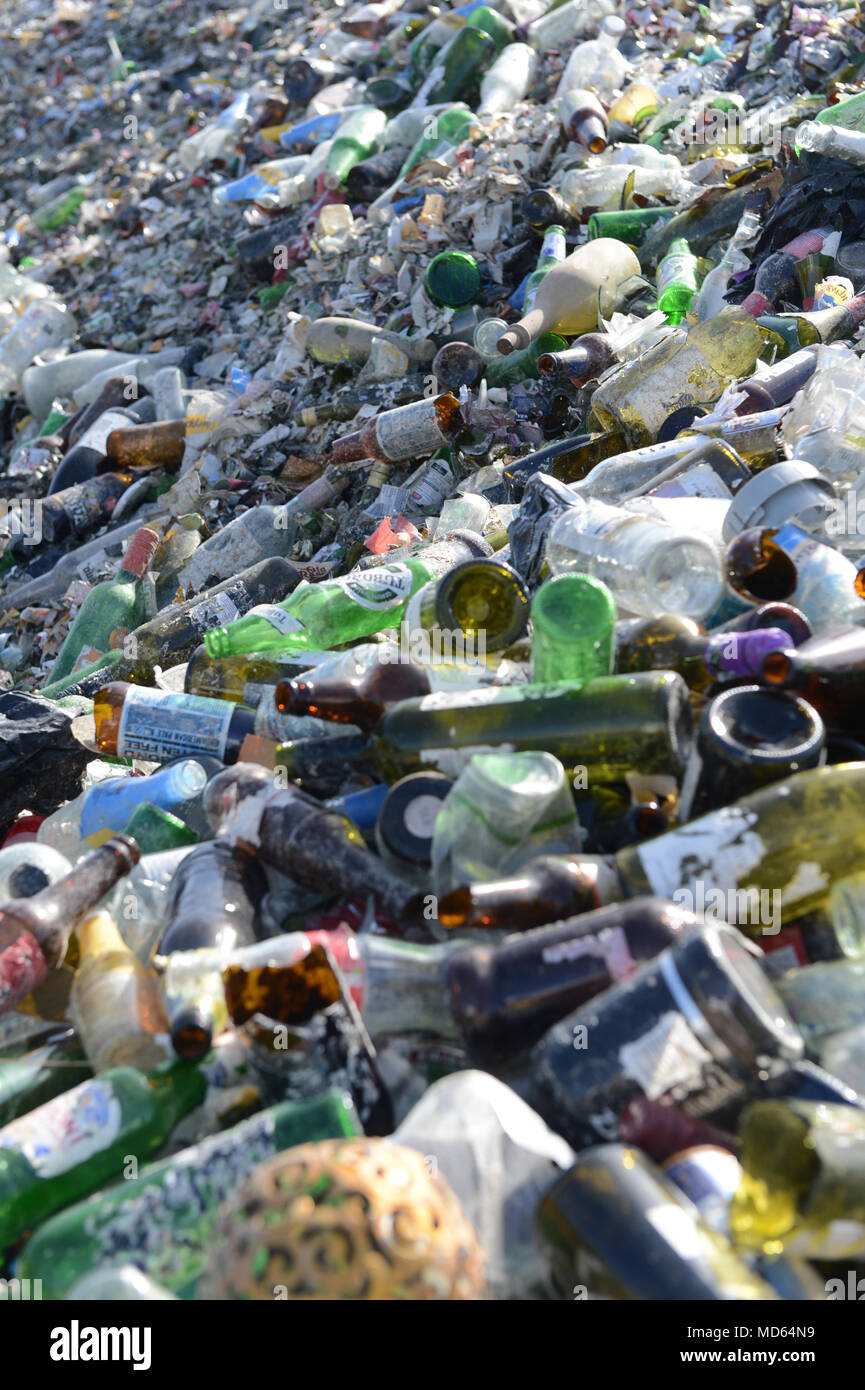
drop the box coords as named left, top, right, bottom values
left=655, top=237, right=700, bottom=325
left=323, top=107, right=388, bottom=189
left=531, top=573, right=616, bottom=684
left=48, top=527, right=160, bottom=687
left=466, top=5, right=514, bottom=53
left=731, top=1100, right=865, bottom=1259
left=522, top=225, right=567, bottom=318
left=16, top=1089, right=361, bottom=1299
left=587, top=207, right=676, bottom=244
left=0, top=1056, right=207, bottom=1248
left=276, top=671, right=694, bottom=785
left=0, top=1027, right=90, bottom=1127
left=425, top=250, right=482, bottom=308
left=123, top=803, right=199, bottom=854
left=419, top=27, right=497, bottom=105
left=203, top=535, right=489, bottom=660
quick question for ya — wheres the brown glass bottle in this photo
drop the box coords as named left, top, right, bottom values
left=432, top=854, right=603, bottom=933
left=204, top=764, right=415, bottom=920
left=445, top=898, right=696, bottom=1067
left=276, top=658, right=431, bottom=732
left=328, top=393, right=465, bottom=466
left=0, top=836, right=141, bottom=1016
left=93, top=682, right=256, bottom=765
left=105, top=419, right=186, bottom=473
left=537, top=333, right=617, bottom=384
left=762, top=625, right=865, bottom=736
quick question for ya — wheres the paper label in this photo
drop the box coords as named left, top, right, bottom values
left=374, top=402, right=446, bottom=461
left=619, top=1011, right=713, bottom=1101
left=0, top=1078, right=122, bottom=1179
left=541, top=925, right=635, bottom=980
left=118, top=687, right=234, bottom=760
left=188, top=590, right=242, bottom=632
left=635, top=805, right=765, bottom=900
left=246, top=603, right=305, bottom=635
left=651, top=463, right=733, bottom=501
left=334, top=562, right=415, bottom=611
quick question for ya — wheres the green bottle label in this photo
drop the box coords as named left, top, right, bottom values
left=1, top=1080, right=121, bottom=1179
left=335, top=562, right=416, bottom=610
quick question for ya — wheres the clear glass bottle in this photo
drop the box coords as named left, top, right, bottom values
left=545, top=496, right=723, bottom=619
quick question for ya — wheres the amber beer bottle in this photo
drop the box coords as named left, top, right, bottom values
left=328, top=394, right=465, bottom=465
left=105, top=419, right=186, bottom=473
left=276, top=655, right=431, bottom=731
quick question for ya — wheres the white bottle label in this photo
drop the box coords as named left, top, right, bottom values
left=650, top=463, right=733, bottom=501
left=246, top=604, right=305, bottom=635
left=188, top=591, right=242, bottom=631
left=335, top=562, right=416, bottom=610
left=619, top=1011, right=713, bottom=1101
left=0, top=1079, right=122, bottom=1179
left=117, top=687, right=234, bottom=760
left=635, top=805, right=766, bottom=901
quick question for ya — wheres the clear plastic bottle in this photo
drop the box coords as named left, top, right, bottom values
left=546, top=496, right=723, bottom=619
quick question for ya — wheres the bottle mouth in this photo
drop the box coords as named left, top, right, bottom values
left=204, top=627, right=230, bottom=658
left=761, top=649, right=792, bottom=685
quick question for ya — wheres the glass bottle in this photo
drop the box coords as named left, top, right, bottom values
left=545, top=496, right=723, bottom=620
left=48, top=527, right=160, bottom=686
left=0, top=1055, right=208, bottom=1247
left=685, top=685, right=825, bottom=819
left=69, top=910, right=170, bottom=1072
left=323, top=106, right=388, bottom=187
left=655, top=238, right=700, bottom=325
left=0, top=837, right=140, bottom=1017
left=527, top=920, right=803, bottom=1150
left=731, top=1099, right=865, bottom=1258
left=202, top=533, right=489, bottom=659
left=555, top=14, right=630, bottom=99
left=760, top=625, right=865, bottom=734
left=590, top=308, right=766, bottom=447
left=725, top=524, right=865, bottom=632
left=105, top=419, right=186, bottom=473
left=277, top=671, right=694, bottom=786
left=537, top=1144, right=779, bottom=1300
left=328, top=392, right=465, bottom=465
left=202, top=765, right=417, bottom=922
left=530, top=573, right=615, bottom=684
left=478, top=41, right=537, bottom=117
left=16, top=1090, right=361, bottom=1300
left=496, top=240, right=640, bottom=354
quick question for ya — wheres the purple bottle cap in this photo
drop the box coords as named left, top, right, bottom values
left=704, top=626, right=791, bottom=678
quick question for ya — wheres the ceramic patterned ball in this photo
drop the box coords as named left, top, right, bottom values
left=198, top=1136, right=487, bottom=1300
